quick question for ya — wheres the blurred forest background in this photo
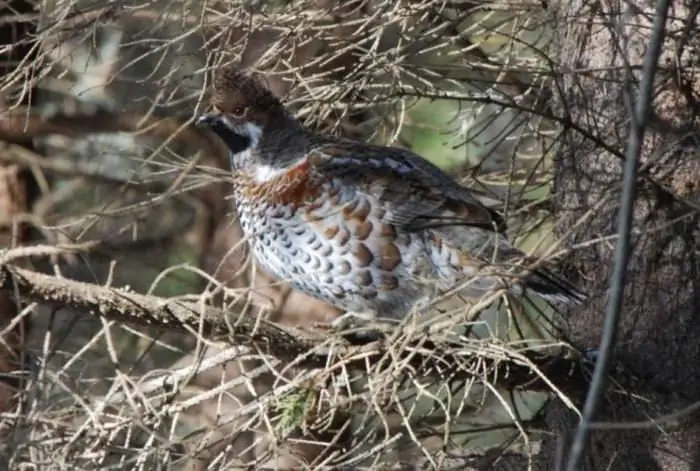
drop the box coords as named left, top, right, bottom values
left=0, top=0, right=697, bottom=469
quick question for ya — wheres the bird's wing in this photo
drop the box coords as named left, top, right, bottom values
left=308, top=141, right=587, bottom=305
left=309, top=140, right=507, bottom=234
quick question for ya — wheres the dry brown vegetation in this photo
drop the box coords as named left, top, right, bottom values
left=0, top=0, right=696, bottom=469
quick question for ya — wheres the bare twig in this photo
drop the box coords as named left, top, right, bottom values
left=564, top=1, right=672, bottom=469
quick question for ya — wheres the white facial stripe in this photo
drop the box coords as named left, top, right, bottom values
left=220, top=114, right=236, bottom=130
left=244, top=121, right=262, bottom=148
left=227, top=120, right=262, bottom=170
left=222, top=117, right=262, bottom=152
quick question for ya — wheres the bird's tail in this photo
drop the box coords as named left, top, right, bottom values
left=524, top=267, right=588, bottom=305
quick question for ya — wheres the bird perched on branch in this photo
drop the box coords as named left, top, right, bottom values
left=196, top=67, right=586, bottom=331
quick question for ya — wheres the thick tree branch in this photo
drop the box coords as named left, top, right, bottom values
left=0, top=263, right=320, bottom=360
left=0, top=263, right=600, bottom=397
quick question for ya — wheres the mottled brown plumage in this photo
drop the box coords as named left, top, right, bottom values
left=196, top=66, right=587, bottom=324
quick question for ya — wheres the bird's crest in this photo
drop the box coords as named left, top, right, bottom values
left=212, top=65, right=281, bottom=114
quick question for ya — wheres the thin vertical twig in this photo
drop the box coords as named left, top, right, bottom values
left=564, top=1, right=672, bottom=469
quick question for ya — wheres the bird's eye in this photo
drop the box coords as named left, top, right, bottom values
left=231, top=106, right=248, bottom=118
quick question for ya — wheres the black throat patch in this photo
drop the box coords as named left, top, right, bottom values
left=210, top=123, right=252, bottom=155
left=198, top=114, right=253, bottom=155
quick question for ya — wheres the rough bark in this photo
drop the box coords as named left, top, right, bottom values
left=539, top=1, right=700, bottom=469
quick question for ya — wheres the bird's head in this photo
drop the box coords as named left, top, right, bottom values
left=196, top=67, right=304, bottom=174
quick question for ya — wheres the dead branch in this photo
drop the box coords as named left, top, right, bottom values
left=0, top=262, right=599, bottom=398
left=0, top=263, right=320, bottom=358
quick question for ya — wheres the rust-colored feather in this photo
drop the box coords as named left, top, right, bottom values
left=237, top=159, right=321, bottom=207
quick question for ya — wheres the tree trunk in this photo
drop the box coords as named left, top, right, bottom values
left=537, top=1, right=700, bottom=469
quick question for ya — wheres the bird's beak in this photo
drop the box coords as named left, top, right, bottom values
left=195, top=113, right=223, bottom=129
left=195, top=112, right=252, bottom=155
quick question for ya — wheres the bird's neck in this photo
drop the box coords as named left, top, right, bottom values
left=258, top=127, right=309, bottom=155
left=253, top=118, right=316, bottom=179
